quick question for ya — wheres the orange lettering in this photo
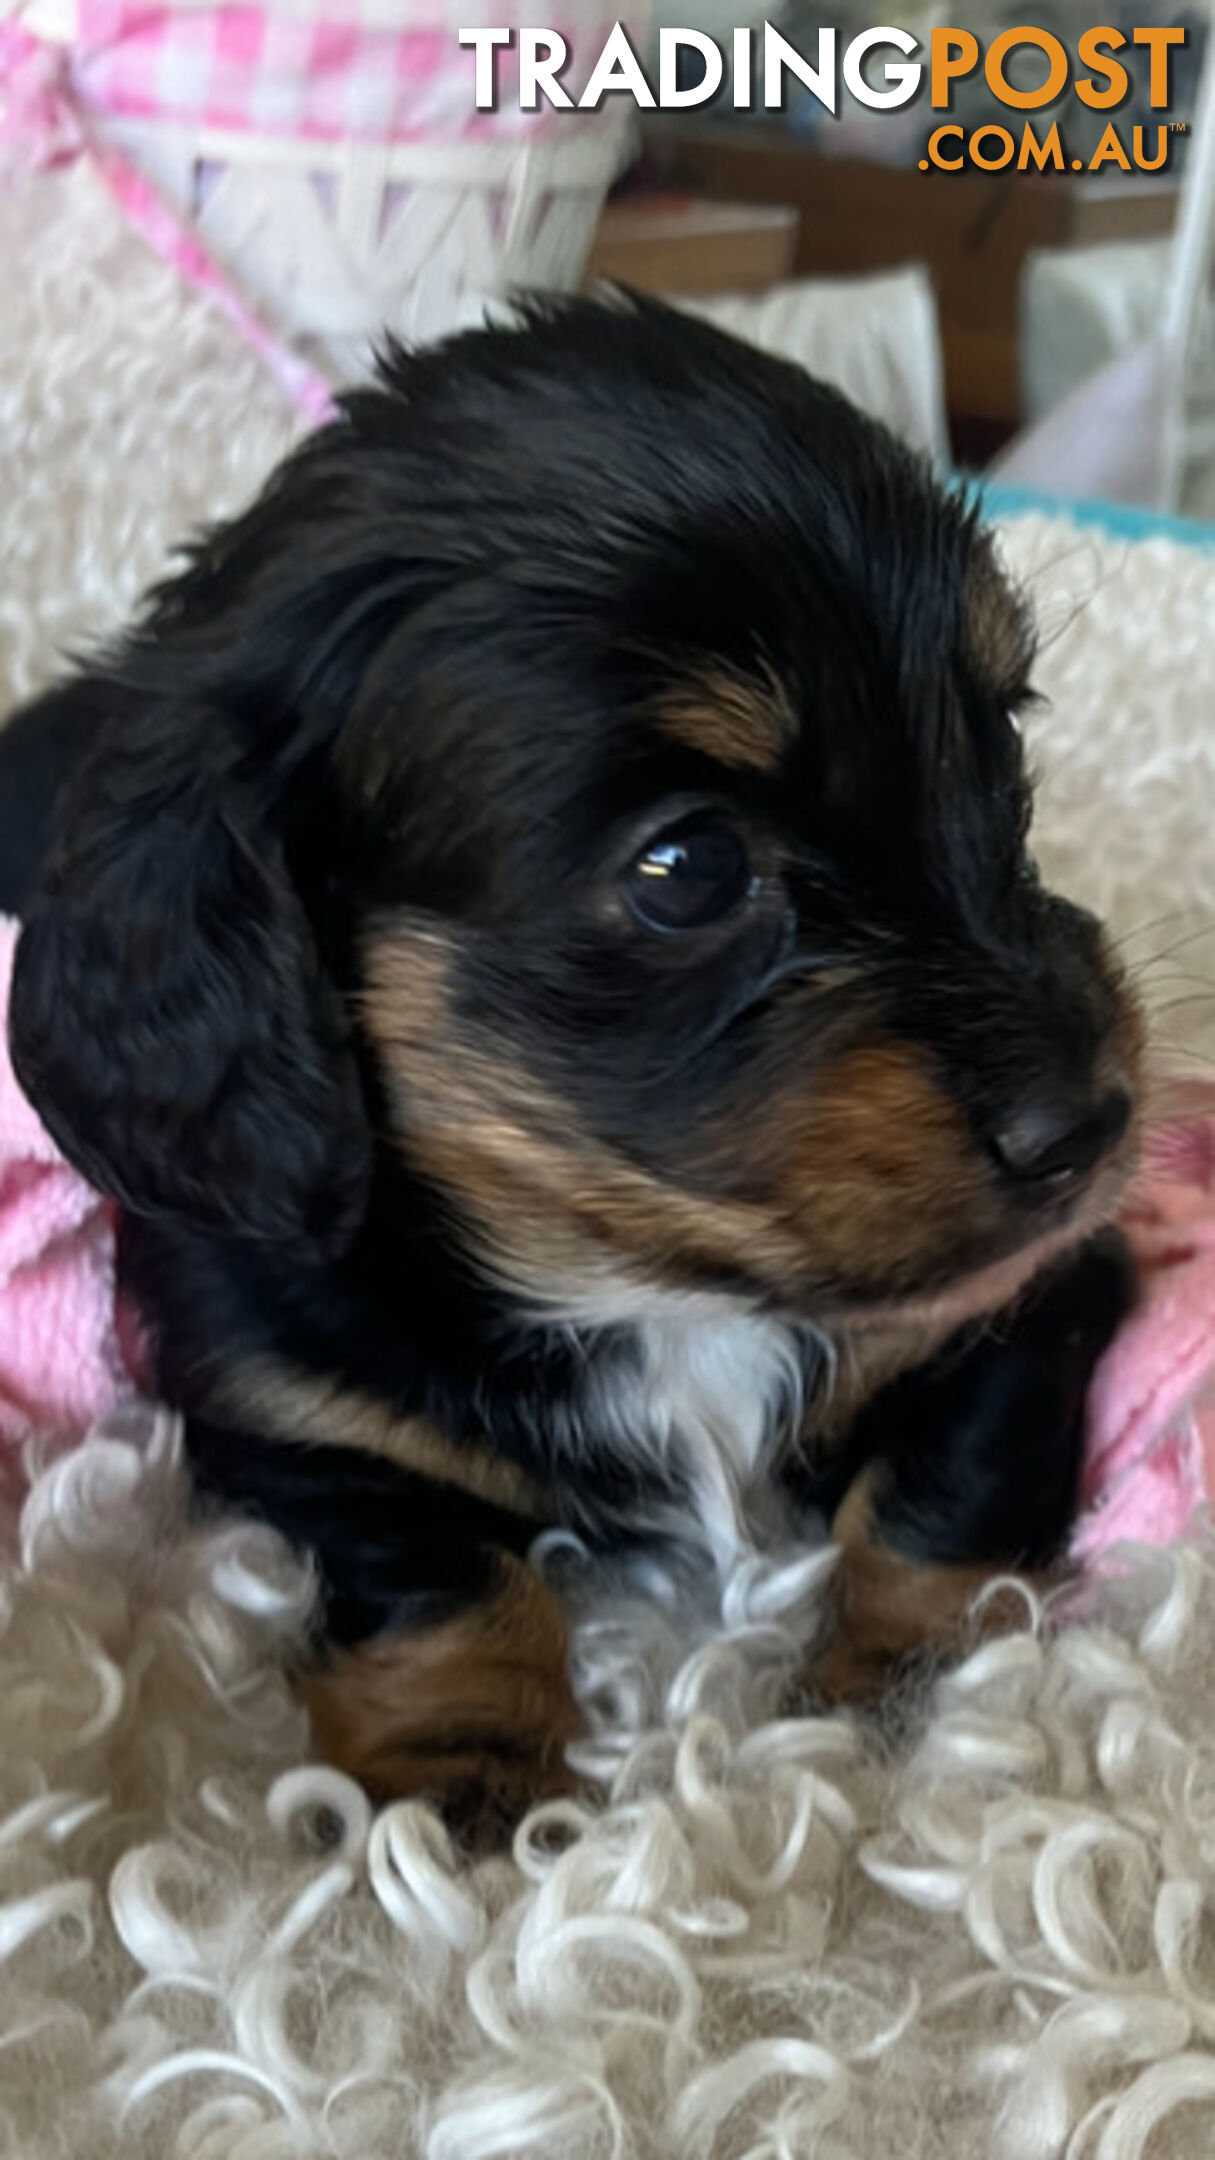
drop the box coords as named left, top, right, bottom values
left=930, top=27, right=979, bottom=107
left=1076, top=26, right=1129, bottom=108
left=985, top=25, right=1069, bottom=108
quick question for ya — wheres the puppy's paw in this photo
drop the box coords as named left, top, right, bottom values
left=416, top=1751, right=581, bottom=1855
left=802, top=1521, right=1037, bottom=1711
left=800, top=1475, right=1018, bottom=1709
left=800, top=1233, right=1135, bottom=1708
left=298, top=1555, right=582, bottom=1849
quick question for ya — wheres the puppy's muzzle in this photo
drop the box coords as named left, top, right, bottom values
left=987, top=1074, right=1135, bottom=1191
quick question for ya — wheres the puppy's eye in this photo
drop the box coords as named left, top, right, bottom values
left=624, top=819, right=753, bottom=932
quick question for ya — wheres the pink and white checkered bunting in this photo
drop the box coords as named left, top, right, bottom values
left=0, top=3, right=644, bottom=417
left=57, top=2, right=631, bottom=143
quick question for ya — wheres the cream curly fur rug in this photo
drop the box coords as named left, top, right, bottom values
left=4, top=163, right=1215, bottom=2160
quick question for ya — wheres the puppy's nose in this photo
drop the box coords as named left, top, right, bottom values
left=991, top=1080, right=1133, bottom=1187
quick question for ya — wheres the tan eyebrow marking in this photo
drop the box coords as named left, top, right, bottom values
left=654, top=664, right=797, bottom=774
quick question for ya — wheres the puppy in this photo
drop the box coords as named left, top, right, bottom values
left=0, top=297, right=1140, bottom=1836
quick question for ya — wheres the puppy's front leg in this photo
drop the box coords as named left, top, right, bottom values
left=186, top=1422, right=579, bottom=1844
left=300, top=1553, right=580, bottom=1839
left=804, top=1231, right=1133, bottom=1703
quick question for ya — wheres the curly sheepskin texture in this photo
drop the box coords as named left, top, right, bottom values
left=5, top=159, right=1215, bottom=2160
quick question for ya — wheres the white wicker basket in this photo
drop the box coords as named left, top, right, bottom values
left=15, top=0, right=644, bottom=383
left=101, top=116, right=636, bottom=381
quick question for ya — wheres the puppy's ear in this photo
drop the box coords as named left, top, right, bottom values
left=10, top=704, right=371, bottom=1257
left=8, top=384, right=452, bottom=1254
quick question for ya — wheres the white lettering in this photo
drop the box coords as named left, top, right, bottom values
left=843, top=26, right=921, bottom=110
left=764, top=24, right=837, bottom=115
left=458, top=26, right=512, bottom=111
left=579, top=22, right=655, bottom=108
left=520, top=26, right=572, bottom=108
left=659, top=28, right=723, bottom=108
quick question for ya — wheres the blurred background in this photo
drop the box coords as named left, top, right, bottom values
left=3, top=0, right=1215, bottom=522
left=629, top=2, right=1215, bottom=518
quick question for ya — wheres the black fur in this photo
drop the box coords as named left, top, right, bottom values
left=0, top=683, right=105, bottom=916
left=186, top=1416, right=540, bottom=1646
left=0, top=298, right=1140, bottom=1733
left=792, top=1229, right=1133, bottom=1567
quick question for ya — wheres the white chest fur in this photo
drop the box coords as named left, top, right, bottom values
left=578, top=1306, right=809, bottom=1571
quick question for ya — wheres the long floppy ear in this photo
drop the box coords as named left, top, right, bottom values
left=10, top=694, right=372, bottom=1256
left=7, top=361, right=468, bottom=1254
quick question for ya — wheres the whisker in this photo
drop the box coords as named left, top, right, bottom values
left=1148, top=1032, right=1215, bottom=1056
left=1134, top=981, right=1215, bottom=1013
left=1129, top=922, right=1215, bottom=971
left=1115, top=908, right=1190, bottom=951
left=1020, top=539, right=1111, bottom=650
left=1146, top=992, right=1215, bottom=1018
left=1140, top=1079, right=1215, bottom=1131
left=1146, top=1042, right=1215, bottom=1082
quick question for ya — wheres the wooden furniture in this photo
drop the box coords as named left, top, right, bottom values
left=644, top=126, right=1179, bottom=459
left=584, top=192, right=799, bottom=297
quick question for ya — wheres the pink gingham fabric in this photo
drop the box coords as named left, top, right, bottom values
left=10, top=2, right=632, bottom=146
left=0, top=10, right=338, bottom=418
left=0, top=2, right=637, bottom=416
left=70, top=1, right=507, bottom=142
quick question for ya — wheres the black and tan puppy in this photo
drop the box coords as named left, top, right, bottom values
left=0, top=298, right=1139, bottom=1833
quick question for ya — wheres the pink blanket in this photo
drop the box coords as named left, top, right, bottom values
left=0, top=917, right=134, bottom=1470
left=1074, top=1089, right=1215, bottom=1557
left=0, top=906, right=1212, bottom=1563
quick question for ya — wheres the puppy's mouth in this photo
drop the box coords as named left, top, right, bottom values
left=828, top=1137, right=1137, bottom=1338
left=880, top=1044, right=1144, bottom=1331
left=362, top=917, right=1143, bottom=1340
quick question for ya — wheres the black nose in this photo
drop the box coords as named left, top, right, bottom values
left=991, top=1081, right=1133, bottom=1187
